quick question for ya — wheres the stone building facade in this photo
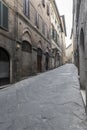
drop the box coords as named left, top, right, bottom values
left=73, top=0, right=87, bottom=112
left=0, top=0, right=66, bottom=87
left=60, top=15, right=67, bottom=64
left=50, top=0, right=65, bottom=68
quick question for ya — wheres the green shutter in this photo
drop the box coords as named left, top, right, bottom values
left=2, top=3, right=8, bottom=29
left=0, top=1, right=1, bottom=26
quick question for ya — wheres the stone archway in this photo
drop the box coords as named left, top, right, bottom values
left=0, top=47, right=10, bottom=86
left=79, top=28, right=85, bottom=89
left=21, top=40, right=32, bottom=77
left=21, top=31, right=32, bottom=77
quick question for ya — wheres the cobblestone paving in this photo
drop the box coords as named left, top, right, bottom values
left=0, top=64, right=87, bottom=130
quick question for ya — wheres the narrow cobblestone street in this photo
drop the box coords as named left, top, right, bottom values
left=0, top=64, right=87, bottom=130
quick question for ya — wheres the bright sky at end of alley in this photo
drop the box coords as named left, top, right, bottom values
left=55, top=0, right=73, bottom=47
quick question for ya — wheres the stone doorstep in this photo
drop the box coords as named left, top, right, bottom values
left=80, top=90, right=86, bottom=106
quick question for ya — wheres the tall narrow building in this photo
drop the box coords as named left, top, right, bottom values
left=73, top=0, right=87, bottom=112
left=50, top=0, right=64, bottom=68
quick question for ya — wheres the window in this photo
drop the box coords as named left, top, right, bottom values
left=42, top=0, right=45, bottom=7
left=23, top=0, right=30, bottom=18
left=47, top=5, right=49, bottom=16
left=42, top=22, right=45, bottom=35
left=22, top=41, right=32, bottom=53
left=57, top=34, right=59, bottom=44
left=51, top=25, right=54, bottom=40
left=35, top=12, right=39, bottom=28
left=55, top=19, right=57, bottom=24
left=54, top=30, right=57, bottom=42
left=47, top=28, right=50, bottom=39
left=0, top=1, right=8, bottom=30
left=51, top=25, right=57, bottom=42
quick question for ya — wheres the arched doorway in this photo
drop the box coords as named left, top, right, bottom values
left=0, top=47, right=10, bottom=86
left=79, top=28, right=85, bottom=89
left=45, top=52, right=49, bottom=70
left=21, top=41, right=32, bottom=77
left=22, top=30, right=32, bottom=77
left=37, top=48, right=42, bottom=72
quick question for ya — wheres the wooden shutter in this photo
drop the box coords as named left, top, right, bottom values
left=2, top=4, right=8, bottom=29
left=0, top=2, right=8, bottom=30
left=26, top=0, right=29, bottom=16
left=35, top=12, right=39, bottom=28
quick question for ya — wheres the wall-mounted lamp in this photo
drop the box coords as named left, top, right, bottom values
left=16, top=44, right=21, bottom=50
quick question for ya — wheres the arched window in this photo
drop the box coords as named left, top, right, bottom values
left=22, top=41, right=32, bottom=53
left=37, top=48, right=42, bottom=56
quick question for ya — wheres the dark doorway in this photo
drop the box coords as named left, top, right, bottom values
left=45, top=52, right=49, bottom=70
left=0, top=47, right=10, bottom=86
left=37, top=48, right=42, bottom=72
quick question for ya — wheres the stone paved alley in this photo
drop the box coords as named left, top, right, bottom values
left=0, top=64, right=87, bottom=130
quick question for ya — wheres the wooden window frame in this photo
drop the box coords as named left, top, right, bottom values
left=47, top=5, right=50, bottom=16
